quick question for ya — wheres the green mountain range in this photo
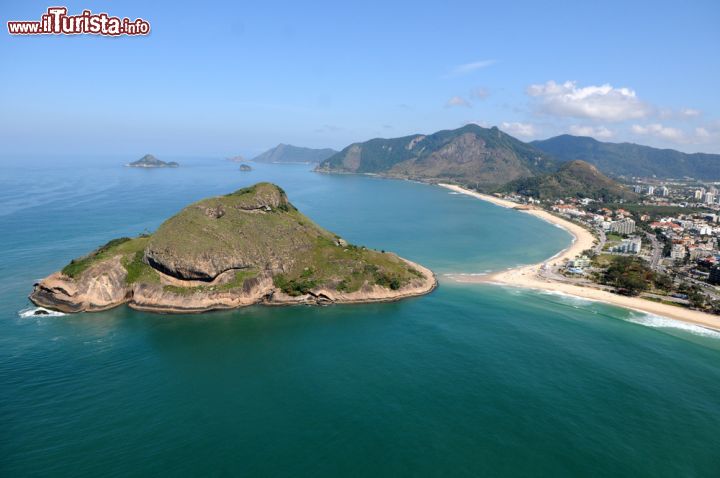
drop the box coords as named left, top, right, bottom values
left=317, top=124, right=556, bottom=189
left=531, top=135, right=720, bottom=180
left=252, top=144, right=337, bottom=164
left=499, top=160, right=638, bottom=201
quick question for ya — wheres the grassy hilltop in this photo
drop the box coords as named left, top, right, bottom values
left=47, top=183, right=429, bottom=309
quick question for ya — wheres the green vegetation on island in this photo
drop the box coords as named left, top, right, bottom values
left=30, top=183, right=435, bottom=313
left=143, top=183, right=422, bottom=291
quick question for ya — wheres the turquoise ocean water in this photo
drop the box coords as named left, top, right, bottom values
left=1, top=156, right=719, bottom=476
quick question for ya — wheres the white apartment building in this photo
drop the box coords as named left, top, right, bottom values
left=613, top=237, right=642, bottom=254
left=609, top=218, right=636, bottom=235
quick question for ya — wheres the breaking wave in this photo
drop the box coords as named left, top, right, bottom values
left=626, top=313, right=720, bottom=339
left=18, top=306, right=66, bottom=318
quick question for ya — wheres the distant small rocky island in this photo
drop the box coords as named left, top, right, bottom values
left=239, top=164, right=253, bottom=171
left=30, top=183, right=435, bottom=313
left=127, top=154, right=179, bottom=168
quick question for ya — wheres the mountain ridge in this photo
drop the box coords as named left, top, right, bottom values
left=252, top=144, right=337, bottom=164
left=531, top=134, right=720, bottom=179
left=317, top=124, right=557, bottom=189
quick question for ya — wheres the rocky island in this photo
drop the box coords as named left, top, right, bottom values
left=127, top=154, right=179, bottom=168
left=29, top=183, right=436, bottom=313
left=239, top=164, right=253, bottom=171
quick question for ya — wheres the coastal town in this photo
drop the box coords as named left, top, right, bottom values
left=487, top=179, right=720, bottom=317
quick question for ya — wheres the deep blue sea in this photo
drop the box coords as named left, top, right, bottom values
left=2, top=156, right=720, bottom=476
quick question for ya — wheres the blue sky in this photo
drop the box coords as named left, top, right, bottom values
left=2, top=0, right=719, bottom=156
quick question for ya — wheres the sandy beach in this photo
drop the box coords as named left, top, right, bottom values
left=440, top=183, right=720, bottom=331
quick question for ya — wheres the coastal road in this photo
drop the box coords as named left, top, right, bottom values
left=594, top=226, right=606, bottom=255
left=644, top=231, right=662, bottom=270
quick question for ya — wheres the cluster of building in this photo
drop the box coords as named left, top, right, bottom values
left=549, top=195, right=720, bottom=288
left=552, top=203, right=637, bottom=236
left=629, top=180, right=720, bottom=207
left=633, top=184, right=670, bottom=197
left=693, top=187, right=717, bottom=205
left=498, top=179, right=720, bottom=307
left=650, top=214, right=720, bottom=262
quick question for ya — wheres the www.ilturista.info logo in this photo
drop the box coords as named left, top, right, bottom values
left=7, top=7, right=150, bottom=36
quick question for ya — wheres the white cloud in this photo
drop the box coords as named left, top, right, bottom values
left=695, top=127, right=711, bottom=138
left=569, top=125, right=614, bottom=138
left=629, top=123, right=720, bottom=145
left=693, top=126, right=720, bottom=143
left=446, top=60, right=495, bottom=77
left=501, top=121, right=537, bottom=137
left=681, top=108, right=701, bottom=117
left=659, top=107, right=702, bottom=120
left=631, top=123, right=685, bottom=141
left=446, top=96, right=471, bottom=108
left=527, top=80, right=650, bottom=121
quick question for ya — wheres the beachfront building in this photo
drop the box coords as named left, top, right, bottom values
left=609, top=218, right=636, bottom=235
left=569, top=256, right=591, bottom=268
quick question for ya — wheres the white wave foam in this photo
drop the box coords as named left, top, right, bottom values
left=444, top=272, right=487, bottom=277
left=18, top=307, right=66, bottom=318
left=539, top=289, right=600, bottom=305
left=626, top=313, right=720, bottom=339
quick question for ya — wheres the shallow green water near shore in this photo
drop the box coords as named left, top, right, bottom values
left=2, top=157, right=719, bottom=476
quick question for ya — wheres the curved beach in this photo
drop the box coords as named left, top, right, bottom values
left=440, top=183, right=720, bottom=332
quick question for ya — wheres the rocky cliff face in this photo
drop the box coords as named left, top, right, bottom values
left=29, top=183, right=436, bottom=314
left=30, top=258, right=130, bottom=313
